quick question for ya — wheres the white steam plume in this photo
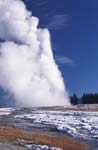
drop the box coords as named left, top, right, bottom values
left=0, top=0, right=70, bottom=107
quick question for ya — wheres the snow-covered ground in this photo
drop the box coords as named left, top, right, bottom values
left=15, top=110, right=98, bottom=141
left=0, top=108, right=13, bottom=116
left=1, top=107, right=98, bottom=149
left=26, top=144, right=63, bottom=150
left=15, top=138, right=63, bottom=150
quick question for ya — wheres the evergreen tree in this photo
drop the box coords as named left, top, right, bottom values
left=70, top=93, right=78, bottom=105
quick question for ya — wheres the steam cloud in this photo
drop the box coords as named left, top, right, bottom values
left=0, top=0, right=70, bottom=107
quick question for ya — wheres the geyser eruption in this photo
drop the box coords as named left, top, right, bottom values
left=0, top=0, right=70, bottom=106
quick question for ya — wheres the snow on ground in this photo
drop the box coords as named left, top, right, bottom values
left=0, top=108, right=13, bottom=116
left=26, top=144, right=63, bottom=150
left=15, top=110, right=98, bottom=140
left=15, top=138, right=63, bottom=150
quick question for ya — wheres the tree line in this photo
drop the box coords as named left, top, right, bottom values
left=70, top=93, right=98, bottom=105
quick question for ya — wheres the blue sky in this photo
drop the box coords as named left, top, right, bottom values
left=24, top=0, right=98, bottom=96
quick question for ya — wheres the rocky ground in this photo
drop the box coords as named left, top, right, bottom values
left=0, top=143, right=27, bottom=150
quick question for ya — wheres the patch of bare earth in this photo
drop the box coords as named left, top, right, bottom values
left=0, top=125, right=89, bottom=150
left=43, top=106, right=98, bottom=112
